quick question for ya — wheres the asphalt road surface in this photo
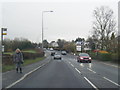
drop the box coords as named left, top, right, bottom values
left=4, top=50, right=120, bottom=89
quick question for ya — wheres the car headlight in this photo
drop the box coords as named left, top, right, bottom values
left=89, top=57, right=91, bottom=59
left=80, top=57, right=83, bottom=59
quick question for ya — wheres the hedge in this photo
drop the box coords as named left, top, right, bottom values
left=2, top=51, right=45, bottom=65
left=89, top=52, right=118, bottom=62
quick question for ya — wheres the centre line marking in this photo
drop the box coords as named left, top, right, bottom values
left=103, top=77, right=120, bottom=87
left=75, top=68, right=81, bottom=73
left=84, top=77, right=99, bottom=90
left=71, top=64, right=74, bottom=67
left=87, top=68, right=96, bottom=73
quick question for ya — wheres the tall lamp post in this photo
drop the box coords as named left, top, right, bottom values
left=42, top=11, right=53, bottom=49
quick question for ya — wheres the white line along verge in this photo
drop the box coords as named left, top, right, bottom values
left=71, top=64, right=74, bottom=67
left=84, top=77, right=99, bottom=90
left=75, top=68, right=81, bottom=74
left=6, top=61, right=50, bottom=88
left=87, top=68, right=96, bottom=73
left=100, top=62, right=119, bottom=68
left=103, top=77, right=120, bottom=87
left=68, top=62, right=71, bottom=64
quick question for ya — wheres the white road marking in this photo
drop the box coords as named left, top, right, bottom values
left=87, top=68, right=96, bottom=73
left=70, top=64, right=74, bottom=67
left=68, top=62, right=71, bottom=64
left=5, top=61, right=50, bottom=88
left=100, top=62, right=119, bottom=68
left=75, top=68, right=81, bottom=74
left=84, top=77, right=99, bottom=90
left=103, top=77, right=120, bottom=87
left=80, top=63, right=84, bottom=67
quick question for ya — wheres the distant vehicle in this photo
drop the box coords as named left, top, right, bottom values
left=54, top=54, right=62, bottom=60
left=50, top=48, right=53, bottom=51
left=51, top=51, right=55, bottom=56
left=61, top=51, right=67, bottom=55
left=77, top=53, right=91, bottom=63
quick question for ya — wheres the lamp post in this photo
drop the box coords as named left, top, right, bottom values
left=41, top=11, right=53, bottom=49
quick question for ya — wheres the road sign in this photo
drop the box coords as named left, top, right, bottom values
left=2, top=33, right=7, bottom=35
left=76, top=45, right=81, bottom=51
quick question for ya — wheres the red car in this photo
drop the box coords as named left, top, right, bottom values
left=77, top=53, right=92, bottom=63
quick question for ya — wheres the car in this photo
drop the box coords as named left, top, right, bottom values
left=50, top=48, right=53, bottom=51
left=77, top=53, right=92, bottom=63
left=51, top=51, right=55, bottom=56
left=54, top=54, right=62, bottom=60
left=61, top=51, right=67, bottom=55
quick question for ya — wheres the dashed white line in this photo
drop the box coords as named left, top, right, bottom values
left=87, top=68, right=96, bottom=73
left=103, top=77, right=120, bottom=87
left=84, top=77, right=99, bottom=90
left=68, top=62, right=71, bottom=64
left=75, top=68, right=81, bottom=74
left=70, top=64, right=74, bottom=67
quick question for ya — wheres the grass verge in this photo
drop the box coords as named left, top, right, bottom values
left=2, top=57, right=45, bottom=72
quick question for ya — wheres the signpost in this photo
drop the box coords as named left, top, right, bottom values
left=76, top=45, right=81, bottom=51
left=1, top=28, right=7, bottom=52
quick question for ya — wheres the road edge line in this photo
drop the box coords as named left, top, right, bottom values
left=5, top=60, right=50, bottom=88
left=103, top=77, right=120, bottom=87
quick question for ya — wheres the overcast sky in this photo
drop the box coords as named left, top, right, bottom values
left=1, top=0, right=118, bottom=43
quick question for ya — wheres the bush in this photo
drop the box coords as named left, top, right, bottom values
left=2, top=50, right=45, bottom=65
left=111, top=53, right=118, bottom=63
left=98, top=53, right=112, bottom=61
left=89, top=51, right=118, bottom=62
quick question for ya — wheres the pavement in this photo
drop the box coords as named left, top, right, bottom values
left=2, top=50, right=120, bottom=89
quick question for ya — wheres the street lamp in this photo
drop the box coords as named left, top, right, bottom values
left=42, top=11, right=53, bottom=49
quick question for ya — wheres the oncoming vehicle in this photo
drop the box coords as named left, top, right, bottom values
left=50, top=48, right=53, bottom=51
left=61, top=51, right=67, bottom=55
left=51, top=51, right=55, bottom=56
left=77, top=53, right=92, bottom=63
left=54, top=54, right=62, bottom=60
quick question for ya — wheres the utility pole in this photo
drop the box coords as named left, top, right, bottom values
left=41, top=11, right=53, bottom=49
left=1, top=28, right=7, bottom=52
left=1, top=28, right=7, bottom=62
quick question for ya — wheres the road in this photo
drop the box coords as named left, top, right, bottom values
left=3, top=50, right=119, bottom=89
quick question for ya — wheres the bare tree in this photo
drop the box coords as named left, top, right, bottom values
left=93, top=6, right=116, bottom=50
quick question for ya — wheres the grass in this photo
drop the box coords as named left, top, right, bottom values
left=2, top=57, right=45, bottom=72
left=23, top=57, right=45, bottom=66
left=3, top=52, right=13, bottom=55
left=22, top=50, right=37, bottom=53
left=2, top=65, right=15, bottom=72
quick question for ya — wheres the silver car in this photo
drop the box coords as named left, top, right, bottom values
left=54, top=54, right=62, bottom=60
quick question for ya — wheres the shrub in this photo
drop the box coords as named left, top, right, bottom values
left=111, top=53, right=118, bottom=62
left=2, top=50, right=45, bottom=65
left=89, top=51, right=118, bottom=62
left=99, top=50, right=109, bottom=54
left=98, top=53, right=112, bottom=61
